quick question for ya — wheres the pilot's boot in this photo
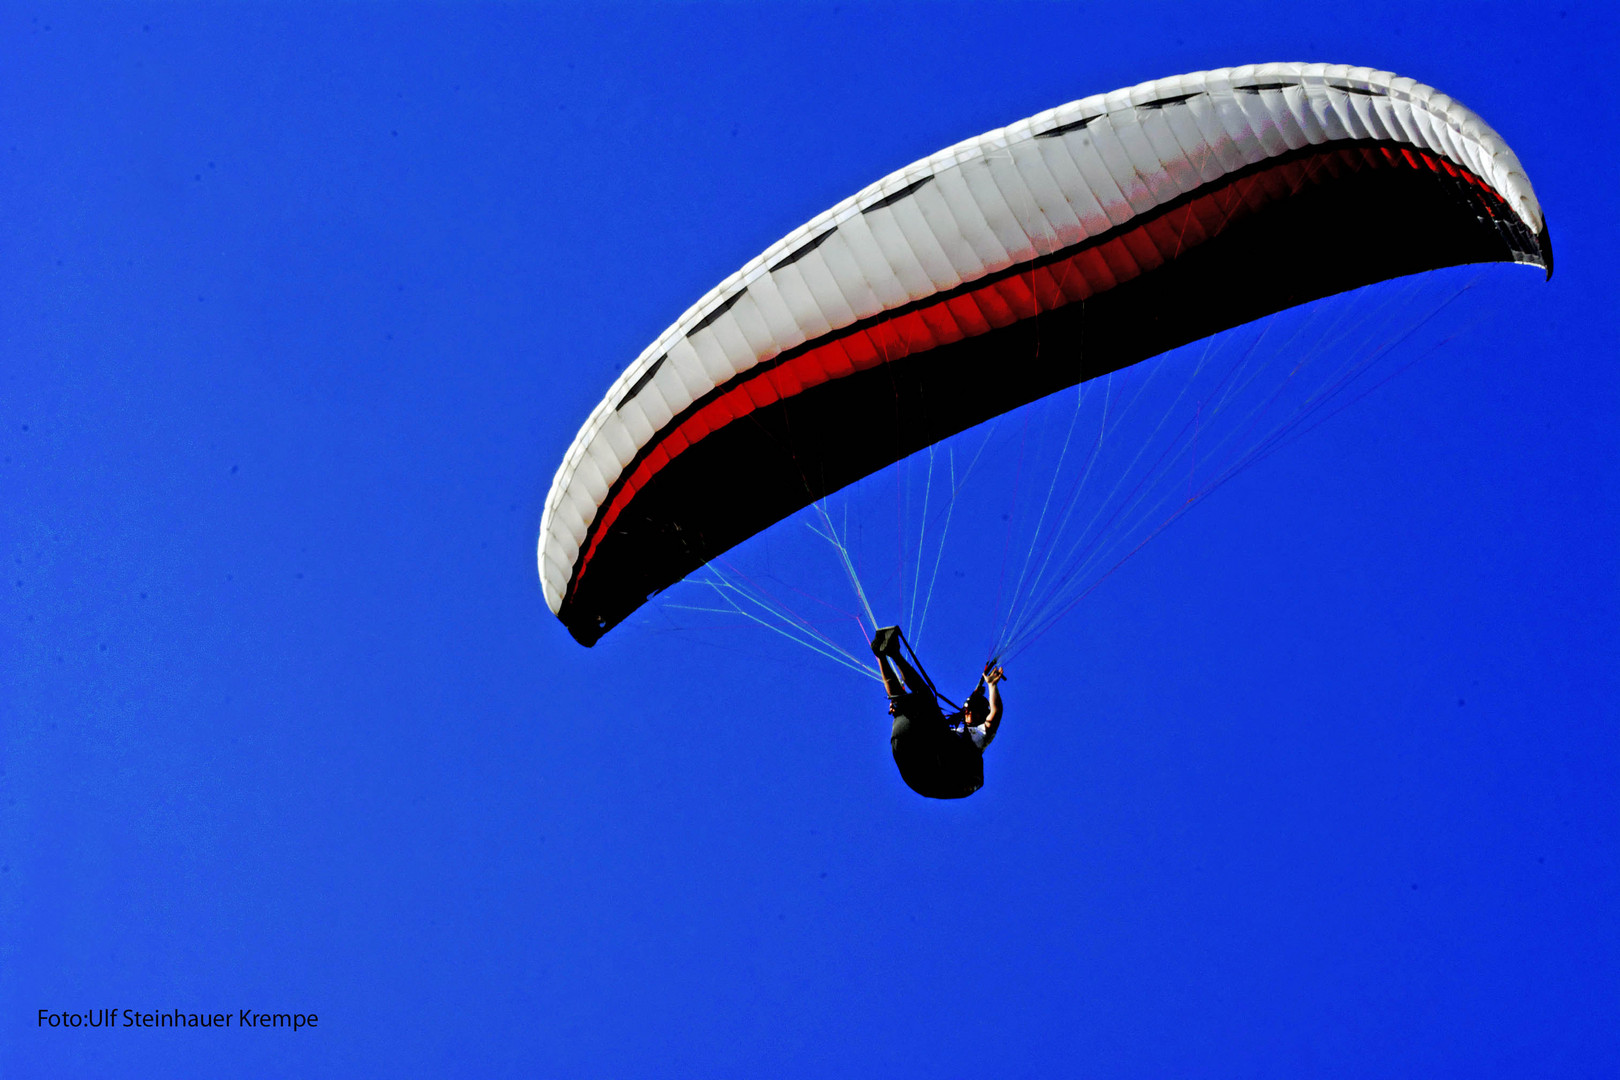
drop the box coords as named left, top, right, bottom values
left=870, top=625, right=902, bottom=659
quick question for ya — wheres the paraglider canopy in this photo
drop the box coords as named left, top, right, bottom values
left=539, top=62, right=1550, bottom=647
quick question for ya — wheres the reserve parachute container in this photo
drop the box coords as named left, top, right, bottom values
left=540, top=62, right=1550, bottom=646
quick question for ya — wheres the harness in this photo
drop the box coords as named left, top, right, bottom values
left=891, top=626, right=962, bottom=715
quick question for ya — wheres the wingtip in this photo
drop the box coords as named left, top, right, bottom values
left=561, top=608, right=607, bottom=647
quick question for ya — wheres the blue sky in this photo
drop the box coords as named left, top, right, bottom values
left=3, top=3, right=1615, bottom=1076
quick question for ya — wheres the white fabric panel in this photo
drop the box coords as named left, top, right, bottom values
left=1205, top=91, right=1250, bottom=175
left=574, top=455, right=609, bottom=508
left=549, top=511, right=584, bottom=554
left=635, top=371, right=676, bottom=432
left=1245, top=88, right=1295, bottom=160
left=746, top=273, right=810, bottom=355
left=584, top=440, right=621, bottom=490
left=797, top=261, right=854, bottom=340
left=727, top=292, right=782, bottom=371
left=601, top=422, right=636, bottom=470
left=1198, top=94, right=1254, bottom=175
left=682, top=327, right=734, bottom=385
left=1162, top=103, right=1213, bottom=189
left=1066, top=121, right=1141, bottom=227
left=1415, top=102, right=1465, bottom=171
left=709, top=317, right=760, bottom=382
left=836, top=214, right=919, bottom=313
left=1325, top=89, right=1371, bottom=143
left=1291, top=88, right=1332, bottom=145
left=815, top=233, right=888, bottom=323
left=1220, top=87, right=1276, bottom=167
left=1131, top=109, right=1196, bottom=201
left=1166, top=97, right=1228, bottom=184
left=935, top=167, right=1014, bottom=273
left=797, top=254, right=861, bottom=331
left=1032, top=136, right=1113, bottom=242
left=1269, top=84, right=1314, bottom=152
left=773, top=263, right=837, bottom=342
left=896, top=188, right=979, bottom=291
left=1465, top=115, right=1502, bottom=184
left=540, top=61, right=1549, bottom=614
left=611, top=370, right=658, bottom=439
left=1091, top=118, right=1158, bottom=218
left=969, top=157, right=1041, bottom=262
left=859, top=207, right=937, bottom=302
left=1357, top=91, right=1399, bottom=144
left=1001, top=144, right=1080, bottom=253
